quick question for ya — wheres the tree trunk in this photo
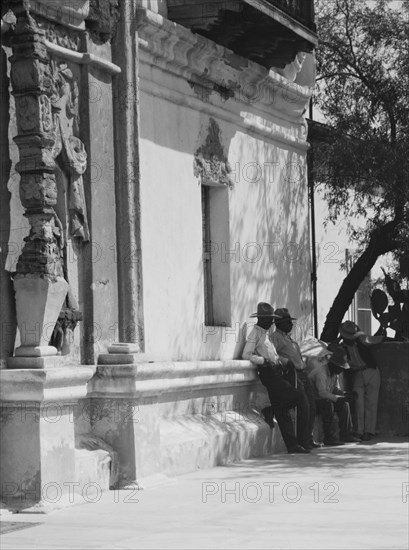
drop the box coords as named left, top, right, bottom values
left=320, top=222, right=400, bottom=342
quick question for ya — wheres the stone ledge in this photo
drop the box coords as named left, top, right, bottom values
left=0, top=367, right=95, bottom=403
left=7, top=355, right=78, bottom=370
left=88, top=360, right=260, bottom=398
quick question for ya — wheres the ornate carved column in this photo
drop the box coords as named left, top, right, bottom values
left=8, top=1, right=69, bottom=362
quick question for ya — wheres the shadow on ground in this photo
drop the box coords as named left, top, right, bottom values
left=186, top=437, right=409, bottom=480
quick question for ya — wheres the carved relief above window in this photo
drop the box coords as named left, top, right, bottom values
left=194, top=119, right=234, bottom=189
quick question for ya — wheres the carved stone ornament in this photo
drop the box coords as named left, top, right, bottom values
left=48, top=59, right=89, bottom=242
left=36, top=18, right=82, bottom=51
left=50, top=60, right=80, bottom=135
left=86, top=0, right=120, bottom=42
left=274, top=51, right=307, bottom=83
left=19, top=173, right=58, bottom=208
left=7, top=2, right=87, bottom=361
left=10, top=5, right=64, bottom=277
left=60, top=129, right=90, bottom=241
left=194, top=119, right=234, bottom=189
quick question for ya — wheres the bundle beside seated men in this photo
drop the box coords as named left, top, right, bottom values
left=243, top=301, right=361, bottom=451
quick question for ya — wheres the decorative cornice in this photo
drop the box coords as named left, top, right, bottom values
left=135, top=8, right=313, bottom=122
left=139, top=76, right=309, bottom=151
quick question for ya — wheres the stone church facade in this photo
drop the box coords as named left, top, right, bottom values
left=0, top=0, right=317, bottom=509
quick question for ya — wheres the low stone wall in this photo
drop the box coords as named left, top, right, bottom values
left=376, top=343, right=409, bottom=436
left=75, top=359, right=285, bottom=489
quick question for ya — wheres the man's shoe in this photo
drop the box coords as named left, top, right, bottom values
left=361, top=432, right=375, bottom=441
left=324, top=439, right=345, bottom=446
left=304, top=442, right=321, bottom=450
left=288, top=445, right=310, bottom=454
left=340, top=434, right=361, bottom=443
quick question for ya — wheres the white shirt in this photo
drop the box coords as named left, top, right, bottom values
left=242, top=325, right=280, bottom=366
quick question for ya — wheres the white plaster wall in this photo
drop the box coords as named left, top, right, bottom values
left=139, top=59, right=312, bottom=360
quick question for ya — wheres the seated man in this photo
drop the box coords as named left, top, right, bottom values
left=308, top=346, right=361, bottom=446
left=243, top=302, right=310, bottom=454
left=270, top=308, right=320, bottom=449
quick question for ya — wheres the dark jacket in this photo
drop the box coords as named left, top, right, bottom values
left=342, top=339, right=379, bottom=369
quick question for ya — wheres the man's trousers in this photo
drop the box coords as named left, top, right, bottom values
left=258, top=367, right=310, bottom=450
left=316, top=398, right=354, bottom=443
left=352, top=367, right=380, bottom=435
left=296, top=370, right=316, bottom=446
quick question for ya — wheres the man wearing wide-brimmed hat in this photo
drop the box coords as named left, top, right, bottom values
left=309, top=345, right=360, bottom=446
left=243, top=302, right=310, bottom=454
left=270, top=307, right=319, bottom=449
left=338, top=321, right=383, bottom=441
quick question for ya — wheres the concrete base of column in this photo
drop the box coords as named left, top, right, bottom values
left=0, top=367, right=94, bottom=511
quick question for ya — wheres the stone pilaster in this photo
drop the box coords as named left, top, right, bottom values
left=111, top=0, right=145, bottom=348
left=8, top=1, right=68, bottom=359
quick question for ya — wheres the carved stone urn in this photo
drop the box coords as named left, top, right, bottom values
left=11, top=212, right=69, bottom=360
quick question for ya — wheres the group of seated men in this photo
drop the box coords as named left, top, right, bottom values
left=242, top=302, right=380, bottom=454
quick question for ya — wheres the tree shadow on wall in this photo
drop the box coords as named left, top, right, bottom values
left=141, top=91, right=311, bottom=361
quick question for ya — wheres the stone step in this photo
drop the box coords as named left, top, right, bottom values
left=158, top=411, right=281, bottom=476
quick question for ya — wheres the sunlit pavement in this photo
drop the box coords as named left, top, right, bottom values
left=1, top=437, right=408, bottom=550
